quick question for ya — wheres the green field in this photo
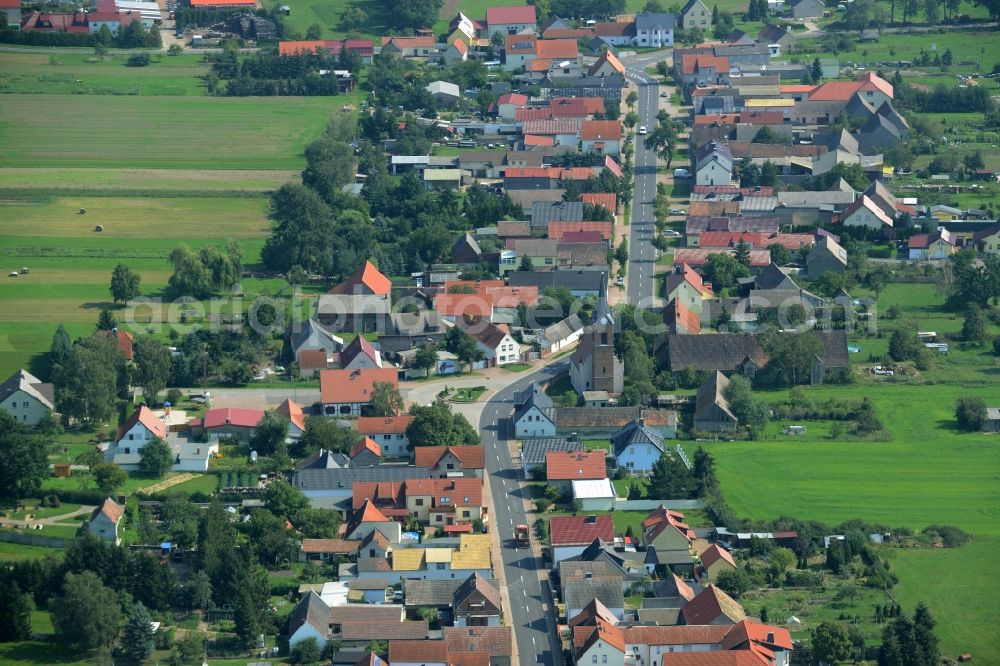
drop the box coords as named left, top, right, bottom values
left=0, top=95, right=334, bottom=170
left=0, top=168, right=298, bottom=193
left=0, top=52, right=210, bottom=96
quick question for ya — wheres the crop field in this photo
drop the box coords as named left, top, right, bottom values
left=0, top=167, right=298, bottom=194
left=0, top=52, right=210, bottom=96
left=0, top=95, right=333, bottom=170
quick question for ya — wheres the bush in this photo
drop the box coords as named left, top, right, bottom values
left=127, top=53, right=152, bottom=67
left=534, top=498, right=551, bottom=512
left=922, top=524, right=972, bottom=548
left=955, top=396, right=986, bottom=431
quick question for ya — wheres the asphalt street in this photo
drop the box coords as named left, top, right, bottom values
left=479, top=360, right=570, bottom=665
left=625, top=62, right=662, bottom=309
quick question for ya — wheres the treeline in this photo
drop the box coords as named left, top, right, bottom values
left=209, top=47, right=360, bottom=96
left=898, top=83, right=993, bottom=113
left=0, top=21, right=160, bottom=48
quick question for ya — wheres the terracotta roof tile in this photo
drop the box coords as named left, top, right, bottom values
left=546, top=450, right=606, bottom=480
left=320, top=368, right=398, bottom=405
left=549, top=514, right=614, bottom=546
left=356, top=415, right=413, bottom=435
left=115, top=405, right=166, bottom=443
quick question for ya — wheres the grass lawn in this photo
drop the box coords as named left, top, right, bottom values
left=582, top=439, right=610, bottom=452
left=162, top=473, right=219, bottom=496
left=0, top=95, right=334, bottom=170
left=501, top=362, right=533, bottom=373
left=0, top=542, right=64, bottom=561
left=451, top=386, right=487, bottom=402
left=0, top=167, right=297, bottom=193
left=0, top=51, right=210, bottom=96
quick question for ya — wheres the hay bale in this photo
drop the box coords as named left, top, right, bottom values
left=94, top=225, right=104, bottom=232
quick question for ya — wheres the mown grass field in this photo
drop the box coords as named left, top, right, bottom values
left=0, top=167, right=298, bottom=193
left=0, top=95, right=333, bottom=170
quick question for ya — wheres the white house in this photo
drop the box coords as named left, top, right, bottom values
left=841, top=194, right=894, bottom=231
left=610, top=417, right=674, bottom=474
left=513, top=382, right=556, bottom=438
left=106, top=405, right=168, bottom=470
left=0, top=369, right=55, bottom=426
left=574, top=620, right=626, bottom=666
left=87, top=497, right=124, bottom=544
left=580, top=120, right=622, bottom=156
left=287, top=591, right=331, bottom=649
left=355, top=415, right=414, bottom=458
left=634, top=12, right=675, bottom=48
left=572, top=478, right=616, bottom=511
left=538, top=314, right=584, bottom=356
left=496, top=92, right=528, bottom=122
left=694, top=141, right=734, bottom=187
left=486, top=4, right=536, bottom=36
left=454, top=316, right=521, bottom=366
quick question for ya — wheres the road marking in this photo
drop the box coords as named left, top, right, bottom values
left=522, top=588, right=527, bottom=597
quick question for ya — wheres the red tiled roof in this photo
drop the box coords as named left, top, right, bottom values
left=389, top=640, right=448, bottom=663
left=575, top=618, right=625, bottom=658
left=115, top=405, right=166, bottom=443
left=301, top=538, right=357, bottom=554
left=590, top=50, right=625, bottom=76
left=352, top=481, right=405, bottom=510
left=581, top=120, right=622, bottom=142
left=442, top=523, right=474, bottom=533
left=693, top=185, right=775, bottom=196
left=443, top=626, right=512, bottom=657
left=549, top=514, right=614, bottom=546
left=486, top=5, right=536, bottom=25
left=535, top=38, right=578, bottom=60
left=695, top=113, right=740, bottom=126
left=94, top=497, right=124, bottom=524
left=665, top=298, right=701, bottom=335
left=658, top=651, right=770, bottom=666
left=433, top=292, right=493, bottom=318
left=279, top=39, right=338, bottom=55
left=351, top=437, right=382, bottom=459
left=498, top=92, right=528, bottom=106
left=643, top=505, right=695, bottom=543
left=277, top=398, right=307, bottom=432
left=201, top=407, right=264, bottom=430
left=722, top=619, right=794, bottom=652
left=674, top=248, right=771, bottom=267
left=546, top=450, right=606, bottom=480
left=498, top=220, right=531, bottom=237
left=520, top=119, right=584, bottom=136
left=569, top=598, right=620, bottom=627
left=907, top=233, right=930, bottom=249
left=503, top=33, right=536, bottom=53
left=697, top=231, right=814, bottom=250
left=451, top=39, right=468, bottom=54
left=681, top=584, right=746, bottom=625
left=779, top=84, right=815, bottom=93
left=807, top=80, right=862, bottom=101
left=523, top=134, right=555, bottom=146
left=381, top=35, right=435, bottom=48
left=96, top=328, right=134, bottom=361
left=548, top=220, right=613, bottom=241
left=560, top=231, right=604, bottom=244
left=700, top=543, right=737, bottom=569
left=550, top=97, right=606, bottom=115
left=682, top=54, right=729, bottom=75
left=738, top=110, right=785, bottom=125
left=320, top=367, right=399, bottom=405
left=621, top=625, right=731, bottom=647
left=328, top=260, right=392, bottom=296
left=356, top=415, right=414, bottom=435
left=188, top=0, right=254, bottom=6
left=580, top=192, right=617, bottom=211
left=413, top=445, right=486, bottom=470
left=545, top=27, right=595, bottom=39
left=298, top=348, right=332, bottom=370
left=857, top=71, right=893, bottom=97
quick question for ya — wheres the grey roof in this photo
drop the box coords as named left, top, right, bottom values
left=513, top=382, right=553, bottom=424
left=0, top=369, right=54, bottom=410
left=453, top=573, right=501, bottom=611
left=290, top=318, right=344, bottom=355
left=563, top=575, right=625, bottom=611
left=348, top=578, right=389, bottom=590
left=859, top=112, right=902, bottom=141
left=520, top=436, right=583, bottom=466
left=288, top=591, right=330, bottom=637
left=292, top=466, right=432, bottom=491
left=756, top=23, right=788, bottom=43
left=540, top=313, right=584, bottom=346
left=512, top=238, right=558, bottom=257
left=695, top=370, right=736, bottom=421
left=753, top=263, right=797, bottom=291
left=531, top=200, right=584, bottom=227
left=404, top=578, right=464, bottom=606
left=680, top=0, right=709, bottom=15
left=695, top=141, right=733, bottom=169
left=317, top=293, right=391, bottom=316
left=565, top=539, right=647, bottom=577
left=987, top=408, right=1000, bottom=421
left=666, top=333, right=767, bottom=373
left=296, top=449, right=351, bottom=470
left=687, top=216, right=781, bottom=234
left=739, top=196, right=778, bottom=213
left=776, top=191, right=857, bottom=207
left=507, top=270, right=607, bottom=292
left=635, top=12, right=676, bottom=31
left=390, top=310, right=446, bottom=336
left=876, top=102, right=909, bottom=130
left=610, top=419, right=665, bottom=457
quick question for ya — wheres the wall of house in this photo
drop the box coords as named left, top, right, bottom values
left=206, top=424, right=256, bottom=442
left=552, top=545, right=588, bottom=566
left=616, top=443, right=661, bottom=473
left=578, top=639, right=626, bottom=666
left=515, top=406, right=556, bottom=438
left=705, top=559, right=735, bottom=582
left=0, top=391, right=50, bottom=426
left=323, top=401, right=367, bottom=417
left=88, top=515, right=118, bottom=543
left=289, top=622, right=327, bottom=649
left=579, top=496, right=615, bottom=511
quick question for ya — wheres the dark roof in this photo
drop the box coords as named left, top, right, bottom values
left=549, top=407, right=677, bottom=429
left=292, top=466, right=432, bottom=491
left=564, top=575, right=625, bottom=610
left=531, top=200, right=585, bottom=227
left=507, top=270, right=607, bottom=293
left=288, top=591, right=330, bottom=637
left=753, top=263, right=797, bottom=291
left=756, top=23, right=788, bottom=43
left=520, top=436, right=583, bottom=466
left=681, top=585, right=746, bottom=625
left=610, top=419, right=666, bottom=457
left=453, top=573, right=501, bottom=611
left=635, top=12, right=675, bottom=31
left=815, top=329, right=850, bottom=368
left=565, top=539, right=646, bottom=577
left=666, top=334, right=767, bottom=373
left=513, top=382, right=554, bottom=424
left=295, top=448, right=350, bottom=470
left=695, top=371, right=736, bottom=422
left=404, top=578, right=465, bottom=606
left=0, top=369, right=55, bottom=410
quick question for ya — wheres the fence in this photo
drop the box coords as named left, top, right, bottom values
left=613, top=499, right=704, bottom=511
left=674, top=444, right=692, bottom=469
left=0, top=531, right=69, bottom=549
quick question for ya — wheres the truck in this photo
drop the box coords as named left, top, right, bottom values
left=514, top=524, right=529, bottom=549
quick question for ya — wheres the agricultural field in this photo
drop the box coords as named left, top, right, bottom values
left=0, top=52, right=209, bottom=96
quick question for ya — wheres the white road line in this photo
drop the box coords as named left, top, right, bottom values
left=522, top=588, right=527, bottom=597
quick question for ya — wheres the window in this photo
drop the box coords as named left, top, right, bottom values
left=592, top=657, right=597, bottom=664
left=441, top=497, right=451, bottom=504
left=124, top=447, right=130, bottom=454
left=23, top=401, right=28, bottom=408
left=462, top=510, right=470, bottom=518
left=446, top=463, right=455, bottom=470
left=603, top=657, right=608, bottom=664
left=415, top=498, right=424, bottom=506
left=128, top=434, right=135, bottom=441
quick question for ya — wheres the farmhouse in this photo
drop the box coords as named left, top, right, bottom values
left=0, top=369, right=55, bottom=426
left=320, top=367, right=399, bottom=417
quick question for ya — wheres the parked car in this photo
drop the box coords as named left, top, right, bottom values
left=638, top=125, right=648, bottom=135
left=670, top=208, right=686, bottom=215
left=673, top=168, right=691, bottom=178
left=664, top=230, right=681, bottom=237
left=660, top=91, right=669, bottom=97
left=615, top=276, right=625, bottom=286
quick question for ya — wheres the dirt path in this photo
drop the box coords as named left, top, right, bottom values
left=137, top=473, right=197, bottom=495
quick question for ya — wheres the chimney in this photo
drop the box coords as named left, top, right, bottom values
left=638, top=417, right=644, bottom=427
left=570, top=432, right=578, bottom=442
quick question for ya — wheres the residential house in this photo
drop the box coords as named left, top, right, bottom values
left=503, top=32, right=537, bottom=72
left=546, top=450, right=607, bottom=490
left=573, top=478, right=616, bottom=510
left=496, top=92, right=528, bottom=121
left=571, top=311, right=624, bottom=397
left=565, top=573, right=626, bottom=623
left=664, top=263, right=714, bottom=316
left=105, top=405, right=168, bottom=469
left=681, top=584, right=746, bottom=625
left=295, top=448, right=350, bottom=471
left=192, top=407, right=263, bottom=441
left=355, top=415, right=414, bottom=458
left=973, top=221, right=1000, bottom=255
left=680, top=54, right=730, bottom=88
left=0, top=369, right=55, bottom=426
left=790, top=0, right=825, bottom=16
left=908, top=228, right=955, bottom=260
left=486, top=4, right=536, bottom=36
left=355, top=478, right=483, bottom=529
left=589, top=49, right=626, bottom=78
left=96, top=327, right=134, bottom=362
left=549, top=514, right=615, bottom=565
left=380, top=36, right=435, bottom=58
left=345, top=500, right=403, bottom=542
left=757, top=23, right=794, bottom=52
left=349, top=438, right=382, bottom=467
left=537, top=313, right=585, bottom=356
left=610, top=418, right=670, bottom=474
left=574, top=619, right=627, bottom=666
left=1, top=0, right=21, bottom=27
left=841, top=194, right=894, bottom=231
left=318, top=260, right=392, bottom=334
left=664, top=298, right=701, bottom=335
left=348, top=578, right=391, bottom=604
left=695, top=141, right=733, bottom=187
left=442, top=626, right=512, bottom=664
left=442, top=38, right=468, bottom=65
left=530, top=200, right=585, bottom=232
left=451, top=233, right=482, bottom=267
left=806, top=235, right=848, bottom=279
left=87, top=497, right=124, bottom=544
left=857, top=110, right=909, bottom=154
left=387, top=535, right=492, bottom=583
left=454, top=315, right=521, bottom=367
left=698, top=543, right=738, bottom=582
left=292, top=466, right=431, bottom=511
left=413, top=445, right=486, bottom=478
left=580, top=120, right=622, bottom=155
left=594, top=21, right=636, bottom=47
left=520, top=435, right=583, bottom=476
left=507, top=269, right=607, bottom=297
left=642, top=506, right=694, bottom=567
left=328, top=605, right=426, bottom=648
left=287, top=591, right=331, bottom=648
left=319, top=367, right=399, bottom=417
left=680, top=0, right=712, bottom=29
left=532, top=38, right=582, bottom=79
left=808, top=72, right=894, bottom=110
left=673, top=248, right=772, bottom=269
left=452, top=572, right=502, bottom=627
left=339, top=335, right=382, bottom=371
left=299, top=538, right=358, bottom=563
left=564, top=539, right=656, bottom=583
left=694, top=371, right=739, bottom=433
left=635, top=12, right=675, bottom=47
left=277, top=398, right=307, bottom=440
left=290, top=319, right=343, bottom=377
left=513, top=382, right=556, bottom=438
left=389, top=640, right=445, bottom=666
left=636, top=574, right=697, bottom=625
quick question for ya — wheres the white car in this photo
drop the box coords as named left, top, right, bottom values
left=638, top=126, right=648, bottom=135
left=615, top=276, right=625, bottom=287
left=660, top=91, right=669, bottom=97
left=664, top=230, right=681, bottom=237
left=670, top=208, right=686, bottom=215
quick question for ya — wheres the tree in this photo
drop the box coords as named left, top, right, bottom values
left=118, top=601, right=155, bottom=665
left=751, top=126, right=786, bottom=144
left=97, top=309, right=118, bottom=331
left=865, top=266, right=891, bottom=300
left=406, top=400, right=479, bottom=448
left=961, top=305, right=988, bottom=344
left=413, top=342, right=439, bottom=377
left=770, top=547, right=796, bottom=572
left=295, top=415, right=354, bottom=457
left=518, top=255, right=535, bottom=271
left=370, top=381, right=403, bottom=416
left=292, top=507, right=341, bottom=538
left=93, top=462, right=127, bottom=494
left=110, top=264, right=142, bottom=305
left=139, top=437, right=174, bottom=477
left=184, top=570, right=213, bottom=610
left=264, top=480, right=309, bottom=520
left=888, top=327, right=922, bottom=362
left=647, top=450, right=695, bottom=498
left=768, top=243, right=792, bottom=266
left=812, top=621, right=852, bottom=665
left=955, top=396, right=986, bottom=431
left=912, top=602, right=939, bottom=665
left=724, top=375, right=768, bottom=434
left=0, top=412, right=49, bottom=501
left=0, top=576, right=32, bottom=642
left=133, top=335, right=169, bottom=404
left=626, top=91, right=638, bottom=108
left=703, top=253, right=750, bottom=290
left=341, top=6, right=367, bottom=30
left=249, top=411, right=289, bottom=456
left=56, top=336, right=125, bottom=424
left=733, top=240, right=752, bottom=268
left=644, top=113, right=679, bottom=167
left=167, top=43, right=183, bottom=55
left=51, top=324, right=72, bottom=371
left=51, top=571, right=122, bottom=651
left=454, top=331, right=485, bottom=373
left=167, top=244, right=213, bottom=298
left=715, top=568, right=751, bottom=598
left=812, top=58, right=823, bottom=82
left=291, top=637, right=322, bottom=664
